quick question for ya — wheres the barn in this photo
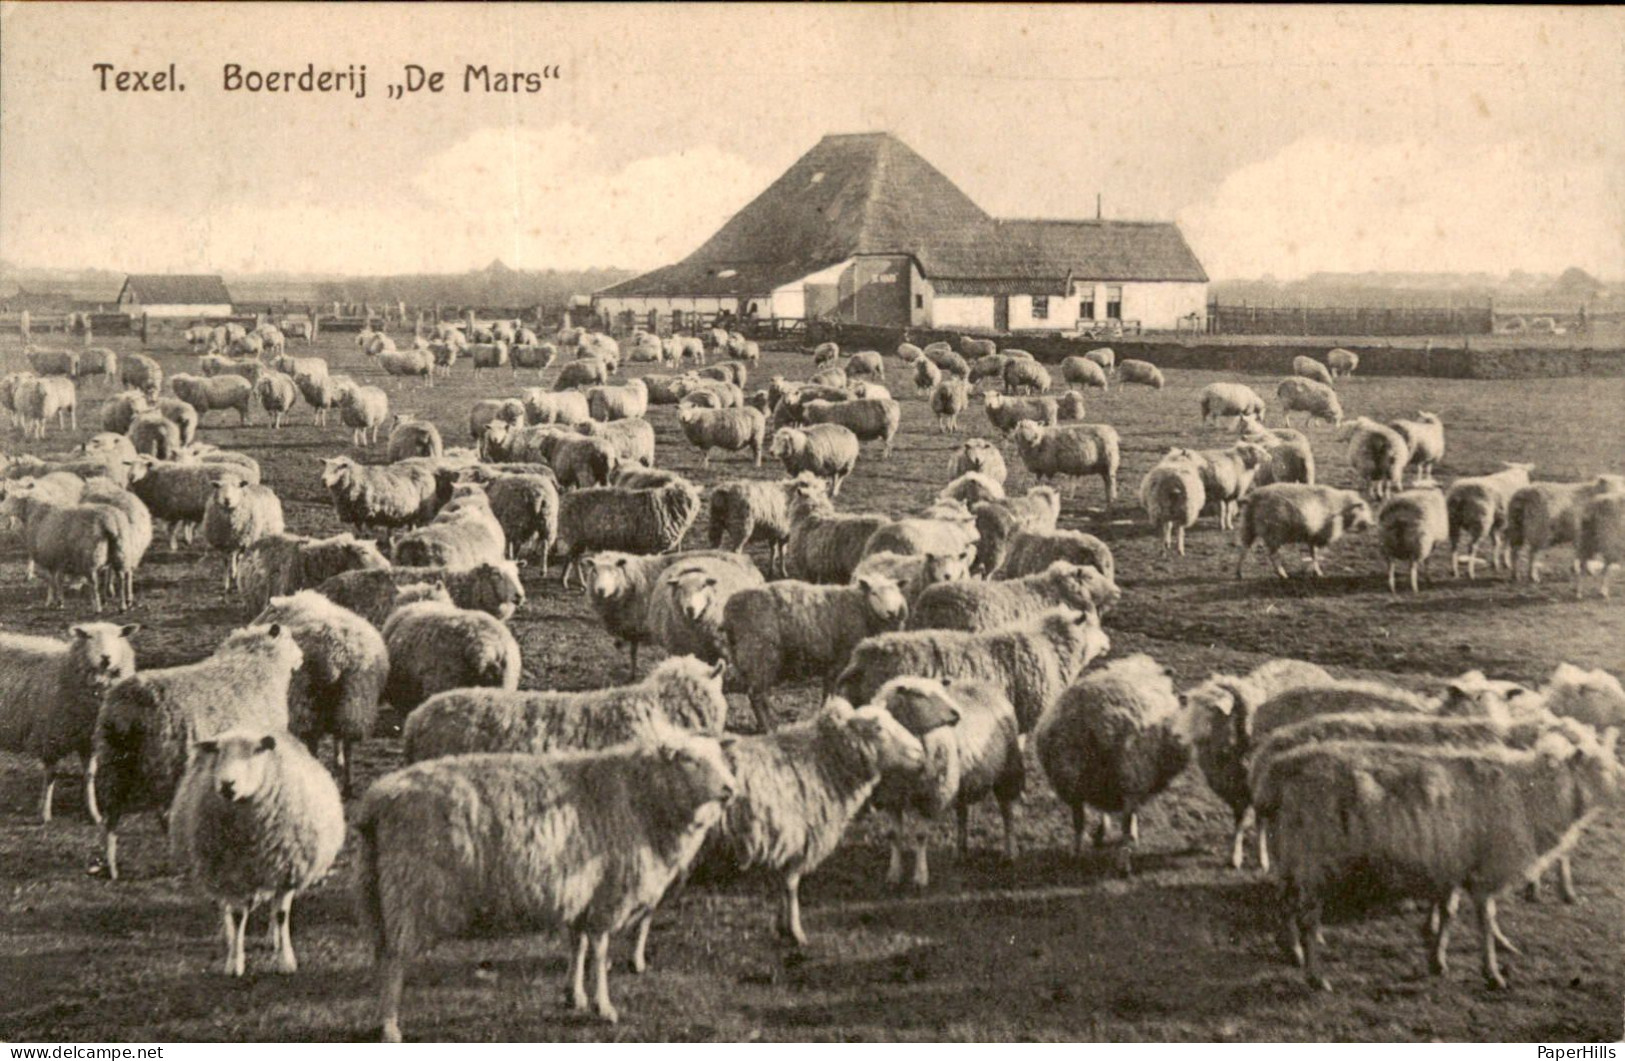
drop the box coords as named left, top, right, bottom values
left=594, top=132, right=1208, bottom=334
left=115, top=274, right=234, bottom=318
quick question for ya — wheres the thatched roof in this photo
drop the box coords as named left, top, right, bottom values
left=119, top=274, right=232, bottom=305
left=600, top=133, right=1207, bottom=300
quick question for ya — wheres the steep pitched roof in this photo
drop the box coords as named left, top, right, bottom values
left=119, top=274, right=232, bottom=305
left=927, top=219, right=1208, bottom=285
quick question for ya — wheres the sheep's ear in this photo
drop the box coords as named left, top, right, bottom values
left=616, top=557, right=629, bottom=568
left=194, top=739, right=219, bottom=756
left=70, top=625, right=92, bottom=640
left=709, top=659, right=727, bottom=680
left=119, top=623, right=140, bottom=638
left=265, top=623, right=282, bottom=639
left=255, top=734, right=277, bottom=752
left=718, top=735, right=739, bottom=752
left=513, top=559, right=528, bottom=569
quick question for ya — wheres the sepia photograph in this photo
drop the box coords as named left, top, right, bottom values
left=0, top=2, right=1621, bottom=1044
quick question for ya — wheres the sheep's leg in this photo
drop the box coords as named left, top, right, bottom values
left=1161, top=523, right=1172, bottom=552
left=1176, top=525, right=1186, bottom=557
left=1256, top=819, right=1269, bottom=872
left=89, top=572, right=102, bottom=614
left=1573, top=559, right=1586, bottom=599
left=956, top=803, right=971, bottom=857
left=783, top=873, right=808, bottom=946
left=630, top=913, right=652, bottom=974
left=1603, top=563, right=1616, bottom=599
left=1558, top=856, right=1578, bottom=903
left=99, top=825, right=119, bottom=879
left=886, top=811, right=906, bottom=885
left=590, top=932, right=618, bottom=1024
left=1477, top=895, right=1507, bottom=989
left=1234, top=542, right=1251, bottom=579
left=1427, top=888, right=1459, bottom=975
left=38, top=763, right=56, bottom=824
left=911, top=831, right=930, bottom=889
left=567, top=930, right=590, bottom=1012
left=1297, top=897, right=1330, bottom=991
left=227, top=904, right=250, bottom=977
left=1091, top=813, right=1109, bottom=848
left=1410, top=561, right=1422, bottom=595
left=1270, top=549, right=1289, bottom=580
left=748, top=692, right=774, bottom=735
left=339, top=739, right=353, bottom=800
left=1387, top=561, right=1398, bottom=595
left=998, top=799, right=1016, bottom=862
left=1527, top=549, right=1542, bottom=583
left=1229, top=808, right=1249, bottom=870
left=273, top=891, right=297, bottom=972
left=1308, top=545, right=1324, bottom=578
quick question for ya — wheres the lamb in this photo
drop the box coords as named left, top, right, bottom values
left=1291, top=355, right=1334, bottom=386
left=983, top=391, right=1058, bottom=436
left=393, top=489, right=507, bottom=569
left=587, top=379, right=649, bottom=422
left=479, top=471, right=558, bottom=566
left=238, top=532, right=391, bottom=614
left=949, top=437, right=1007, bottom=484
left=1011, top=421, right=1121, bottom=505
left=0, top=623, right=139, bottom=822
left=969, top=488, right=1062, bottom=574
left=1169, top=442, right=1270, bottom=529
left=171, top=374, right=253, bottom=424
left=712, top=699, right=925, bottom=944
left=783, top=479, right=892, bottom=583
left=912, top=560, right=1119, bottom=631
left=867, top=677, right=1023, bottom=885
left=939, top=471, right=1005, bottom=507
left=929, top=378, right=970, bottom=432
left=1342, top=417, right=1411, bottom=501
left=1061, top=355, right=1109, bottom=391
left=320, top=456, right=439, bottom=535
left=251, top=592, right=388, bottom=797
left=1254, top=732, right=1623, bottom=991
left=201, top=473, right=286, bottom=592
left=645, top=555, right=767, bottom=665
left=1446, top=462, right=1535, bottom=577
left=381, top=600, right=521, bottom=712
left=404, top=655, right=729, bottom=764
left=1508, top=475, right=1625, bottom=582
left=1035, top=654, right=1190, bottom=869
left=1239, top=416, right=1317, bottom=487
left=1326, top=348, right=1359, bottom=377
left=89, top=623, right=304, bottom=879
left=386, top=416, right=443, bottom=462
left=377, top=348, right=434, bottom=384
left=577, top=417, right=655, bottom=469
left=556, top=476, right=703, bottom=588
left=1235, top=483, right=1374, bottom=578
left=1377, top=487, right=1449, bottom=594
left=721, top=575, right=909, bottom=731
left=1002, top=357, right=1052, bottom=395
left=1389, top=413, right=1446, bottom=483
left=798, top=397, right=901, bottom=457
left=14, top=376, right=77, bottom=439
left=120, top=353, right=163, bottom=397
left=770, top=424, right=860, bottom=496
left=1276, top=377, right=1344, bottom=429
left=914, top=356, right=942, bottom=394
left=154, top=397, right=199, bottom=446
left=0, top=491, right=133, bottom=612
left=337, top=382, right=390, bottom=447
left=522, top=387, right=591, bottom=425
left=1199, top=382, right=1266, bottom=425
left=169, top=731, right=344, bottom=977
left=555, top=356, right=610, bottom=390
left=358, top=734, right=735, bottom=1037
left=678, top=403, right=766, bottom=466
left=1139, top=454, right=1207, bottom=556
left=315, top=561, right=524, bottom=625
left=1181, top=658, right=1335, bottom=869
left=1574, top=490, right=1625, bottom=598
left=994, top=527, right=1116, bottom=582
left=837, top=606, right=1111, bottom=732
left=1118, top=360, right=1165, bottom=388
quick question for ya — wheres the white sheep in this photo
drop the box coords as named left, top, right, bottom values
left=1446, top=462, right=1535, bottom=577
left=1276, top=377, right=1344, bottom=429
left=1377, top=487, right=1449, bottom=593
left=929, top=378, right=970, bottom=432
left=645, top=554, right=766, bottom=665
left=678, top=403, right=766, bottom=466
left=1291, top=355, right=1334, bottom=386
left=579, top=549, right=755, bottom=674
left=1118, top=360, right=1165, bottom=389
left=1167, top=442, right=1270, bottom=530
left=1139, top=453, right=1207, bottom=555
left=949, top=437, right=1007, bottom=484
left=381, top=600, right=521, bottom=713
left=587, top=378, right=649, bottom=421
left=1060, top=356, right=1109, bottom=391
left=1507, top=475, right=1625, bottom=582
left=386, top=416, right=443, bottom=462
left=939, top=471, right=1005, bottom=508
left=393, top=488, right=507, bottom=569
left=1389, top=412, right=1445, bottom=484
left=1012, top=420, right=1121, bottom=505
left=1342, top=417, right=1411, bottom=501
left=556, top=477, right=703, bottom=589
left=993, top=526, right=1115, bottom=583
left=983, top=391, right=1058, bottom=436
left=202, top=473, right=286, bottom=592
left=708, top=476, right=802, bottom=574
left=913, top=560, right=1118, bottom=631
left=1326, top=348, right=1359, bottom=377
left=783, top=479, right=892, bottom=584
left=1199, top=382, right=1266, bottom=426
left=1574, top=489, right=1625, bottom=598
left=1235, top=483, right=1374, bottom=579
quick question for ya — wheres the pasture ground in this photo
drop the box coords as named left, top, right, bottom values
left=1, top=332, right=1621, bottom=1042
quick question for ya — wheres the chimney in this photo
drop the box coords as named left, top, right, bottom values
left=1096, top=193, right=1102, bottom=220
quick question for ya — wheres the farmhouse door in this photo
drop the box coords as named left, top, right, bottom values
left=994, top=296, right=1010, bottom=332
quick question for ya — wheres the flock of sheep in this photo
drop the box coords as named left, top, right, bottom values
left=0, top=321, right=1621, bottom=1040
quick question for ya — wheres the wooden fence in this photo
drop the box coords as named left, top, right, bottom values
left=1206, top=301, right=1493, bottom=337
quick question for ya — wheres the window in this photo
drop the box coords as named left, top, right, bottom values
left=1031, top=295, right=1050, bottom=320
left=1106, top=285, right=1123, bottom=320
left=1079, top=289, right=1096, bottom=320
left=915, top=294, right=924, bottom=309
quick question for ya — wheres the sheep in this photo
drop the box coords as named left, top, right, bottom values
left=994, top=526, right=1116, bottom=582
left=316, top=560, right=523, bottom=625
left=26, top=346, right=79, bottom=378
left=610, top=465, right=684, bottom=490
left=797, top=397, right=901, bottom=458
left=555, top=357, right=610, bottom=391
left=125, top=458, right=236, bottom=547
left=154, top=397, right=198, bottom=446
left=1055, top=391, right=1087, bottom=423
left=77, top=346, right=118, bottom=388
left=466, top=342, right=511, bottom=375
left=386, top=416, right=443, bottom=462
left=168, top=729, right=345, bottom=976
left=1060, top=356, right=1109, bottom=391
left=202, top=473, right=286, bottom=592
left=700, top=360, right=749, bottom=388
left=949, top=437, right=1007, bottom=484
left=1080, top=347, right=1114, bottom=372
left=1003, top=358, right=1052, bottom=396
left=169, top=373, right=252, bottom=424
left=550, top=433, right=622, bottom=491
left=1235, top=483, right=1374, bottom=579
left=381, top=600, right=521, bottom=713
left=678, top=403, right=766, bottom=466
left=851, top=549, right=972, bottom=607
left=914, top=356, right=943, bottom=394
left=476, top=471, right=558, bottom=567
left=645, top=555, right=766, bottom=665
left=982, top=392, right=1057, bottom=437
left=721, top=576, right=909, bottom=732
left=1139, top=454, right=1207, bottom=556
left=252, top=372, right=298, bottom=429
left=1446, top=462, right=1535, bottom=577
left=686, top=378, right=746, bottom=408
left=867, top=677, right=1022, bottom=885
left=939, top=471, right=1005, bottom=507
left=292, top=370, right=342, bottom=426
left=79, top=480, right=150, bottom=605
left=79, top=432, right=139, bottom=466
left=393, top=490, right=507, bottom=569
left=969, top=488, right=1063, bottom=574
left=238, top=532, right=391, bottom=614
left=1508, top=475, right=1625, bottom=582
left=1377, top=487, right=1449, bottom=594
left=95, top=387, right=147, bottom=435
left=912, top=560, right=1119, bottom=632
left=1574, top=490, right=1625, bottom=598
left=783, top=479, right=891, bottom=583
left=579, top=549, right=755, bottom=673
left=88, top=623, right=304, bottom=879
left=510, top=342, right=558, bottom=377
left=1291, top=355, right=1334, bottom=386
left=1253, top=731, right=1623, bottom=991
left=838, top=605, right=1110, bottom=737
left=812, top=341, right=840, bottom=365
left=1118, top=360, right=1164, bottom=388
left=959, top=336, right=997, bottom=360
left=201, top=356, right=263, bottom=386
left=378, top=348, right=434, bottom=384
left=270, top=353, right=326, bottom=380
left=1326, top=347, right=1359, bottom=377
left=14, top=376, right=76, bottom=439
left=1011, top=420, right=1121, bottom=504
left=861, top=510, right=978, bottom=562
left=1035, top=654, right=1189, bottom=868
left=1199, top=382, right=1266, bottom=425
left=577, top=417, right=656, bottom=469
left=849, top=381, right=891, bottom=402
left=704, top=477, right=795, bottom=575
left=320, top=456, right=440, bottom=536
left=1341, top=417, right=1411, bottom=501
left=337, top=382, right=390, bottom=447
left=587, top=379, right=649, bottom=422
left=1169, top=442, right=1270, bottom=529
left=1276, top=377, right=1344, bottom=429
left=713, top=699, right=925, bottom=945
left=0, top=623, right=138, bottom=823
left=928, top=378, right=970, bottom=432
left=0, top=491, right=133, bottom=612
left=359, top=733, right=733, bottom=1037
left=120, top=353, right=163, bottom=397
left=834, top=351, right=881, bottom=382
left=1181, top=658, right=1335, bottom=870
left=968, top=353, right=1010, bottom=386
left=556, top=476, right=703, bottom=589
left=404, top=656, right=728, bottom=765
left=770, top=424, right=859, bottom=496
left=896, top=342, right=924, bottom=363
left=1239, top=416, right=1317, bottom=487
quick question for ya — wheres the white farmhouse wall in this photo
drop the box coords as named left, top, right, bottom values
left=143, top=303, right=234, bottom=319
left=1120, top=282, right=1207, bottom=329
left=931, top=296, right=994, bottom=330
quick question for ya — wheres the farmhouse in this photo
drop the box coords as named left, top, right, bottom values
left=115, top=274, right=234, bottom=318
left=594, top=132, right=1208, bottom=334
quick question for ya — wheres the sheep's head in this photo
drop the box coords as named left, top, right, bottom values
left=846, top=703, right=928, bottom=777
left=920, top=550, right=971, bottom=588
left=769, top=428, right=804, bottom=459
left=854, top=573, right=908, bottom=630
left=1233, top=442, right=1272, bottom=469
left=582, top=553, right=636, bottom=603
left=70, top=622, right=139, bottom=689
left=319, top=456, right=356, bottom=489
left=192, top=731, right=279, bottom=804
left=211, top=474, right=248, bottom=511
left=870, top=676, right=962, bottom=736
left=222, top=621, right=305, bottom=676
left=1436, top=670, right=1522, bottom=724
left=1542, top=663, right=1625, bottom=731
left=1340, top=494, right=1375, bottom=533
left=1010, top=420, right=1044, bottom=448
left=668, top=566, right=723, bottom=623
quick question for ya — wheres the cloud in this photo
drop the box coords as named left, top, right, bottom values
left=1179, top=137, right=1625, bottom=279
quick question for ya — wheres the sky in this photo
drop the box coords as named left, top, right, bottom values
left=1, top=4, right=1621, bottom=280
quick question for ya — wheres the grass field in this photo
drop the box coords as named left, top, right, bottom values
left=1, top=331, right=1622, bottom=1042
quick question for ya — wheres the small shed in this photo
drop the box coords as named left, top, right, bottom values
left=116, top=274, right=233, bottom=318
